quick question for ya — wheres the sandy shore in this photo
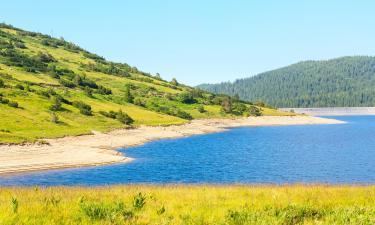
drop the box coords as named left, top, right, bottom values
left=281, top=107, right=375, bottom=116
left=0, top=116, right=344, bottom=175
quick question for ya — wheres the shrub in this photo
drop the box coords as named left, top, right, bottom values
left=116, top=110, right=134, bottom=125
left=175, top=110, right=193, bottom=120
left=133, top=193, right=146, bottom=210
left=221, top=98, right=233, bottom=113
left=49, top=97, right=62, bottom=111
left=99, top=110, right=117, bottom=119
left=133, top=98, right=145, bottom=107
left=8, top=101, right=18, bottom=108
left=73, top=101, right=92, bottom=116
left=15, top=84, right=24, bottom=90
left=11, top=197, right=18, bottom=214
left=197, top=105, right=206, bottom=113
left=178, top=92, right=197, bottom=104
left=170, top=78, right=178, bottom=86
left=97, top=85, right=112, bottom=95
left=51, top=113, right=59, bottom=123
left=248, top=105, right=262, bottom=117
left=0, top=79, right=4, bottom=88
left=0, top=97, right=9, bottom=104
left=37, top=52, right=56, bottom=63
left=84, top=86, right=93, bottom=97
left=123, top=85, right=133, bottom=103
left=79, top=200, right=134, bottom=221
left=59, top=79, right=76, bottom=88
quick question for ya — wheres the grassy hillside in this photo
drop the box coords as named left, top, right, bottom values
left=198, top=56, right=375, bottom=107
left=0, top=185, right=373, bottom=224
left=0, top=23, right=293, bottom=144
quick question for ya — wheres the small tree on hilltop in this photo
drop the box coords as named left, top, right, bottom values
left=170, top=78, right=178, bottom=86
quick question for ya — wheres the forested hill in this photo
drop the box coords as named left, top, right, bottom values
left=198, top=56, right=375, bottom=107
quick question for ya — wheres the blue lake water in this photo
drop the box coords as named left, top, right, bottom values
left=0, top=116, right=374, bottom=186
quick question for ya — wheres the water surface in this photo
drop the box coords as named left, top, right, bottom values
left=0, top=116, right=374, bottom=186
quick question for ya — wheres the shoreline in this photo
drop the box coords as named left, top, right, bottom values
left=0, top=116, right=345, bottom=176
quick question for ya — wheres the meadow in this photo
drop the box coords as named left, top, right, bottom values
left=0, top=185, right=373, bottom=225
left=0, top=24, right=295, bottom=144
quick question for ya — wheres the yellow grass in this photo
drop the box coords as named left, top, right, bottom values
left=0, top=185, right=373, bottom=224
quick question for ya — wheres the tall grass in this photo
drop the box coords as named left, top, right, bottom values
left=0, top=185, right=373, bottom=224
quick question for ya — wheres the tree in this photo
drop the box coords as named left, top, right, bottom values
left=221, top=97, right=232, bottom=113
left=123, top=84, right=133, bottom=103
left=170, top=78, right=178, bottom=86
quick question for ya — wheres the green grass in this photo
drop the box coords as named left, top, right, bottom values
left=0, top=185, right=373, bottom=224
left=0, top=25, right=296, bottom=144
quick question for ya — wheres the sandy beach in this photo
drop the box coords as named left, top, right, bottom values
left=0, top=116, right=344, bottom=175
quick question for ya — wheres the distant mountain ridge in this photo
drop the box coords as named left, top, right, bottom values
left=198, top=56, right=375, bottom=107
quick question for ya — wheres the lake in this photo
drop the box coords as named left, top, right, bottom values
left=0, top=116, right=374, bottom=186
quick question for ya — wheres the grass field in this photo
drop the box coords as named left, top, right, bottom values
left=0, top=185, right=373, bottom=224
left=0, top=24, right=296, bottom=144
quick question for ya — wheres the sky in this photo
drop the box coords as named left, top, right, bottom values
left=1, top=0, right=375, bottom=85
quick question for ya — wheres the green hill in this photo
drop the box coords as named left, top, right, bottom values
left=0, top=23, right=290, bottom=144
left=198, top=56, right=375, bottom=107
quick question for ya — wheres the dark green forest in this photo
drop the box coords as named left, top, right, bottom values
left=198, top=56, right=375, bottom=107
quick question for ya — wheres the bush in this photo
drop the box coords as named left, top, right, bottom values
left=133, top=98, right=145, bottom=107
left=175, top=110, right=193, bottom=120
left=178, top=92, right=197, bottom=104
left=99, top=110, right=117, bottom=119
left=123, top=85, right=133, bottom=103
left=197, top=105, right=206, bottom=113
left=73, top=101, right=92, bottom=116
left=51, top=113, right=59, bottom=123
left=49, top=97, right=62, bottom=111
left=15, top=84, right=24, bottom=90
left=0, top=79, right=4, bottom=88
left=0, top=96, right=9, bottom=104
left=8, top=101, right=18, bottom=108
left=248, top=105, right=262, bottom=116
left=133, top=193, right=146, bottom=210
left=221, top=98, right=233, bottom=113
left=37, top=52, right=56, bottom=63
left=116, top=110, right=134, bottom=125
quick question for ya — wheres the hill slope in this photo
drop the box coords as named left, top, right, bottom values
left=198, top=56, right=375, bottom=107
left=0, top=24, right=290, bottom=143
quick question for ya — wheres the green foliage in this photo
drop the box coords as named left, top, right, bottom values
left=123, top=84, right=133, bottom=103
left=248, top=105, right=262, bottom=116
left=0, top=79, right=4, bottom=88
left=49, top=96, right=62, bottom=111
left=221, top=97, right=233, bottom=113
left=178, top=92, right=197, bottom=104
left=15, top=84, right=24, bottom=90
left=73, top=101, right=92, bottom=116
left=116, top=110, right=134, bottom=125
left=197, top=105, right=206, bottom=113
left=11, top=197, right=18, bottom=214
left=170, top=78, right=178, bottom=86
left=198, top=56, right=375, bottom=107
left=51, top=113, right=59, bottom=124
left=7, top=101, right=18, bottom=108
left=79, top=199, right=134, bottom=221
left=133, top=193, right=146, bottom=210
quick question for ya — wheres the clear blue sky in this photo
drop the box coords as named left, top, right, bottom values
left=1, top=1, right=374, bottom=85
